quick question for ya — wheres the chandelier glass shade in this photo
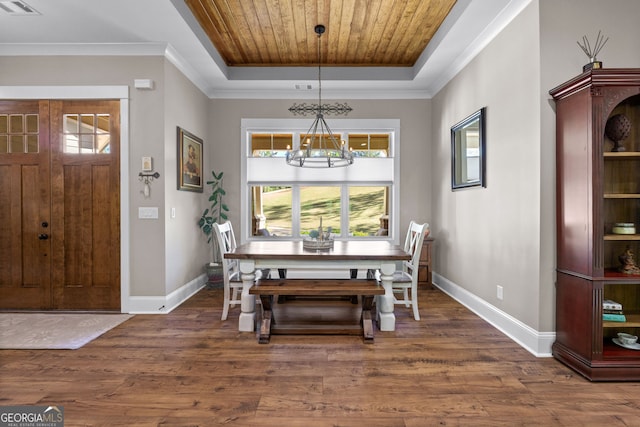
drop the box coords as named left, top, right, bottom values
left=286, top=24, right=354, bottom=168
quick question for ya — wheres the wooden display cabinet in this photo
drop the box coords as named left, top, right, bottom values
left=551, top=69, right=640, bottom=381
left=418, top=237, right=434, bottom=288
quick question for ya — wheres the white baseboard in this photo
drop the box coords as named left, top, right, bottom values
left=125, top=274, right=207, bottom=314
left=433, top=273, right=554, bottom=357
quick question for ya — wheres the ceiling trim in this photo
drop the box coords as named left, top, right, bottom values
left=0, top=42, right=168, bottom=56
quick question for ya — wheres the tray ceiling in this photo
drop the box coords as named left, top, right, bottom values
left=184, top=0, right=456, bottom=67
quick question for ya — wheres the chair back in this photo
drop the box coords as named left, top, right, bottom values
left=403, top=221, right=429, bottom=279
left=212, top=222, right=239, bottom=281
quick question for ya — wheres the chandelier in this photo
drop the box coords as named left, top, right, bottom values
left=286, top=24, right=354, bottom=168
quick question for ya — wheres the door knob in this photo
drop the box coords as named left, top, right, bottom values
left=38, top=233, right=49, bottom=240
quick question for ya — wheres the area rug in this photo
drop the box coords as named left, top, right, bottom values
left=0, top=313, right=133, bottom=350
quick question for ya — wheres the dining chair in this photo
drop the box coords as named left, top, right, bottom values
left=212, top=222, right=242, bottom=321
left=379, top=221, right=429, bottom=320
left=214, top=221, right=269, bottom=320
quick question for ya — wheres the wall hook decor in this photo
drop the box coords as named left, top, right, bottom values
left=139, top=171, right=160, bottom=198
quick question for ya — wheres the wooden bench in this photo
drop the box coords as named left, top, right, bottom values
left=249, top=278, right=385, bottom=344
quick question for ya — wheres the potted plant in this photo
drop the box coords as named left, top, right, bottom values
left=198, top=169, right=229, bottom=282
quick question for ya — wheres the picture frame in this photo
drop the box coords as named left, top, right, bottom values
left=451, top=107, right=486, bottom=190
left=177, top=126, right=203, bottom=192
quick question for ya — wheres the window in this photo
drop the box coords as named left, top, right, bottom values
left=242, top=119, right=400, bottom=242
left=348, top=134, right=389, bottom=157
left=251, top=133, right=292, bottom=158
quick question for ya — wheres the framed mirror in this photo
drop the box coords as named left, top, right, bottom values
left=451, top=107, right=486, bottom=190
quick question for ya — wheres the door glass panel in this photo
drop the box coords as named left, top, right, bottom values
left=26, top=135, right=39, bottom=153
left=96, top=114, right=110, bottom=133
left=80, top=134, right=94, bottom=153
left=25, top=114, right=38, bottom=133
left=0, top=115, right=7, bottom=133
left=81, top=114, right=94, bottom=130
left=9, top=115, right=23, bottom=133
left=64, top=114, right=79, bottom=133
left=96, top=135, right=111, bottom=153
left=10, top=135, right=24, bottom=153
left=0, top=135, right=7, bottom=153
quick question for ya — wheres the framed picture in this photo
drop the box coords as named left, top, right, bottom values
left=177, top=127, right=203, bottom=192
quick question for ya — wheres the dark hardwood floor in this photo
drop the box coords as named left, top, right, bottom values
left=1, top=286, right=639, bottom=426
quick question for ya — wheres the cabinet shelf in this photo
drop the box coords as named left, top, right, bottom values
left=604, top=193, right=640, bottom=198
left=604, top=152, right=640, bottom=158
left=604, top=234, right=640, bottom=240
left=603, top=313, right=640, bottom=328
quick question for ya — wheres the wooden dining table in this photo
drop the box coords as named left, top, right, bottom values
left=225, top=240, right=411, bottom=333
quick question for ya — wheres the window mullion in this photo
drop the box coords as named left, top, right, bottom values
left=292, top=186, right=301, bottom=238
left=340, top=184, right=349, bottom=238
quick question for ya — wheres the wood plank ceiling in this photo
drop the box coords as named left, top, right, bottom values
left=184, top=0, right=457, bottom=67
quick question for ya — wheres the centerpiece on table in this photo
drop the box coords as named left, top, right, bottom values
left=303, top=217, right=334, bottom=251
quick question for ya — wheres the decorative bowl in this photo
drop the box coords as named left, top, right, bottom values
left=618, top=332, right=638, bottom=345
left=303, top=238, right=334, bottom=251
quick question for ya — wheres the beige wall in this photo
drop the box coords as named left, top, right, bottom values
left=206, top=98, right=432, bottom=242
left=163, top=60, right=210, bottom=295
left=0, top=56, right=210, bottom=299
left=431, top=0, right=640, bottom=333
left=431, top=2, right=544, bottom=329
left=4, top=0, right=640, bottom=332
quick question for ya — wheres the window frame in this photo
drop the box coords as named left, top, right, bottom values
left=240, top=118, right=401, bottom=244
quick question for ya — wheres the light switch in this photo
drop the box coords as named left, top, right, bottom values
left=171, top=207, right=176, bottom=218
left=138, top=207, right=159, bottom=219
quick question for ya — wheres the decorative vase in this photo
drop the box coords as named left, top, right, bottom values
left=205, top=262, right=223, bottom=287
left=605, top=113, right=631, bottom=152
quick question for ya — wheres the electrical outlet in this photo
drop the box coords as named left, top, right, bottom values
left=497, top=285, right=504, bottom=300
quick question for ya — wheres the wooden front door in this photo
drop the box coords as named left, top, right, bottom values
left=0, top=100, right=120, bottom=310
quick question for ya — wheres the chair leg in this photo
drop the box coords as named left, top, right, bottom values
left=403, top=288, right=410, bottom=307
left=230, top=287, right=239, bottom=308
left=411, top=285, right=420, bottom=321
left=221, top=283, right=231, bottom=321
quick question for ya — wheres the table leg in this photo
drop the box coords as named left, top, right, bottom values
left=378, top=262, right=396, bottom=331
left=238, top=260, right=256, bottom=332
left=257, top=294, right=273, bottom=344
left=361, top=295, right=375, bottom=343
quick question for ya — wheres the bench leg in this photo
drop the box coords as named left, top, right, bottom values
left=257, top=294, right=274, bottom=344
left=361, top=295, right=375, bottom=343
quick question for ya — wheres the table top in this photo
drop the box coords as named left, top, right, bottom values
left=226, top=240, right=410, bottom=261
